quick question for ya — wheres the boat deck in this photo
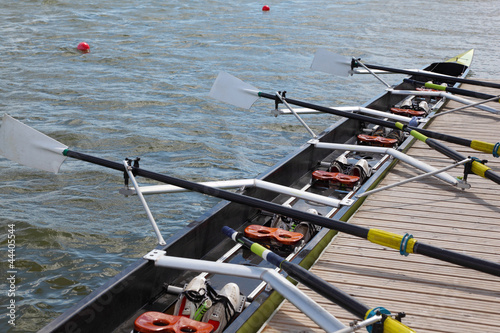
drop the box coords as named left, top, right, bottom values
left=262, top=83, right=500, bottom=333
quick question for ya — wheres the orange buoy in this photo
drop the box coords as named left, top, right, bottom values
left=134, top=312, right=213, bottom=333
left=262, top=5, right=270, bottom=11
left=244, top=225, right=303, bottom=245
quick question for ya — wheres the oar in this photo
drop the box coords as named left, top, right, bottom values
left=311, top=48, right=500, bottom=90
left=2, top=114, right=499, bottom=277
left=209, top=72, right=500, bottom=183
left=222, top=226, right=415, bottom=333
left=403, top=78, right=500, bottom=102
left=395, top=123, right=500, bottom=184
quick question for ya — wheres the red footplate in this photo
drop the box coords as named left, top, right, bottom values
left=244, top=225, right=303, bottom=245
left=390, top=107, right=426, bottom=117
left=357, top=134, right=398, bottom=147
left=134, top=312, right=214, bottom=333
left=312, top=170, right=360, bottom=186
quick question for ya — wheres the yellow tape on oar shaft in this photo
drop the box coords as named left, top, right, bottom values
left=384, top=317, right=417, bottom=333
left=471, top=160, right=490, bottom=178
left=364, top=308, right=416, bottom=333
left=367, top=229, right=416, bottom=253
left=470, top=140, right=497, bottom=155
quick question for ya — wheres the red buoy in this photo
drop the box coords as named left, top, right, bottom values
left=262, top=5, right=270, bottom=11
left=77, top=42, right=90, bottom=53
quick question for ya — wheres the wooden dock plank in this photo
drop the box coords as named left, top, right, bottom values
left=262, top=83, right=500, bottom=333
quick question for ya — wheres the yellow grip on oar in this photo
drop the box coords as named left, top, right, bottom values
left=367, top=229, right=416, bottom=254
left=470, top=140, right=498, bottom=155
left=364, top=307, right=416, bottom=333
left=395, top=122, right=427, bottom=142
left=470, top=160, right=491, bottom=178
left=383, top=317, right=417, bottom=333
left=424, top=82, right=446, bottom=91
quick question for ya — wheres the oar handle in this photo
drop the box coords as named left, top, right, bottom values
left=407, top=125, right=500, bottom=157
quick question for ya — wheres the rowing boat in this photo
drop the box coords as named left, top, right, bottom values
left=3, top=49, right=492, bottom=332
left=16, top=49, right=491, bottom=333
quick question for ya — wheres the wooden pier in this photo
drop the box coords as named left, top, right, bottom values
left=262, top=84, right=500, bottom=333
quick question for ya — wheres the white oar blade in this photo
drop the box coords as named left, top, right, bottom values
left=209, top=71, right=260, bottom=109
left=0, top=114, right=68, bottom=173
left=311, top=49, right=351, bottom=77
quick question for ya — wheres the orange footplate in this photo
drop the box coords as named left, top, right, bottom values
left=390, top=107, right=426, bottom=117
left=134, top=312, right=214, bottom=333
left=357, top=134, right=398, bottom=147
left=416, top=87, right=439, bottom=92
left=244, top=225, right=303, bottom=245
left=312, top=170, right=360, bottom=186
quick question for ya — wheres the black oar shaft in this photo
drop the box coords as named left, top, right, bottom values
left=407, top=126, right=472, bottom=147
left=485, top=169, right=500, bottom=185
left=281, top=262, right=369, bottom=317
left=424, top=137, right=466, bottom=162
left=273, top=90, right=493, bottom=152
left=63, top=150, right=500, bottom=276
left=63, top=150, right=369, bottom=239
left=258, top=92, right=398, bottom=130
left=363, top=63, right=500, bottom=89
left=414, top=242, right=500, bottom=276
left=406, top=126, right=499, bottom=158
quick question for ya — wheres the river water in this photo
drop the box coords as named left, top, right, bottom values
left=1, top=0, right=498, bottom=331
